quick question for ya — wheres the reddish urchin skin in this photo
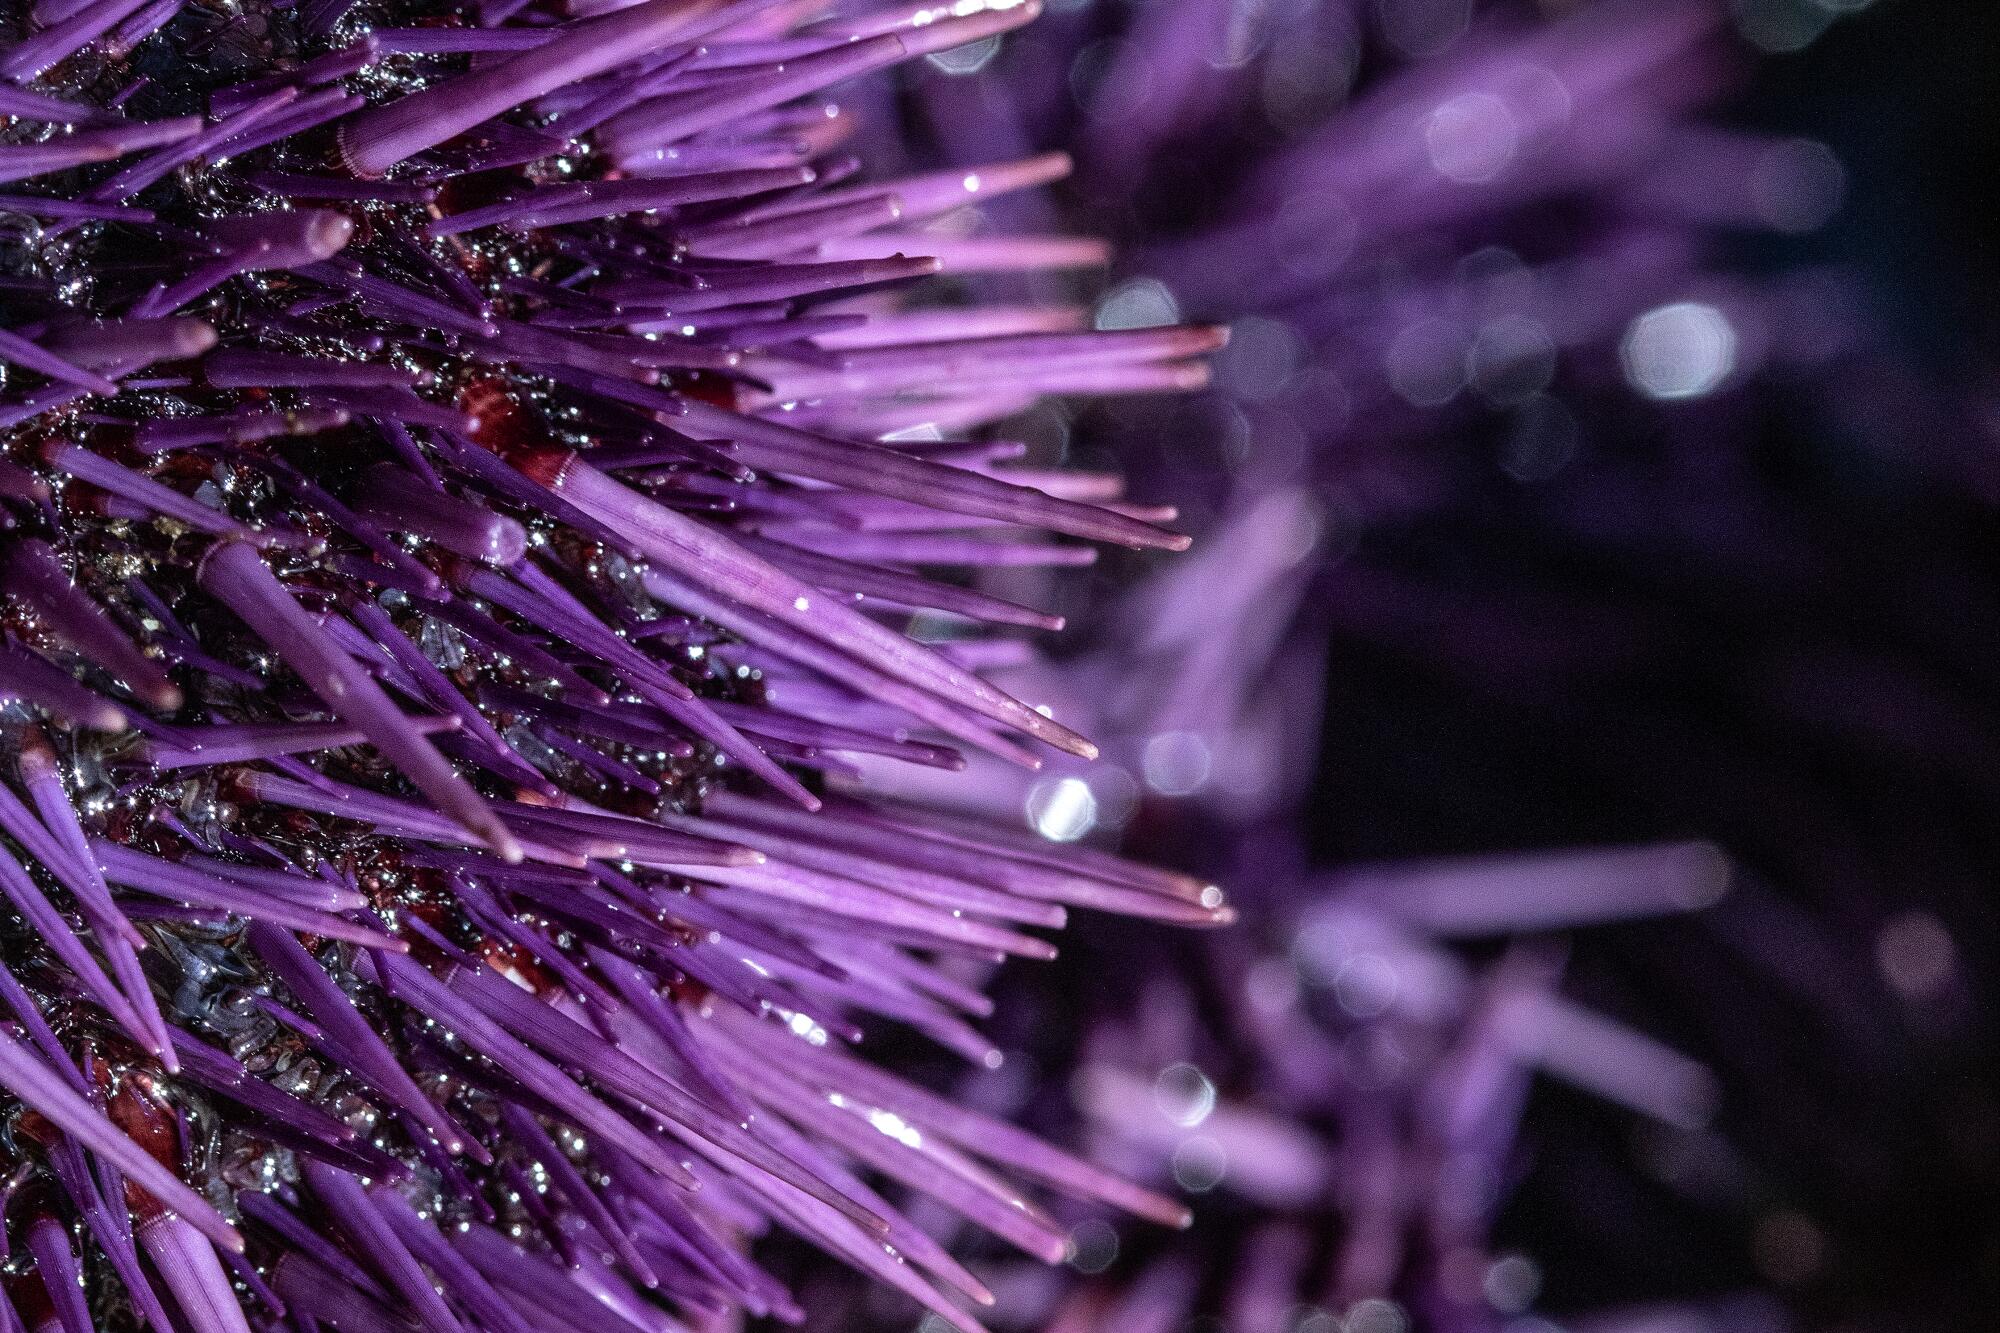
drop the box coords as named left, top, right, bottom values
left=0, top=1, right=1229, bottom=1329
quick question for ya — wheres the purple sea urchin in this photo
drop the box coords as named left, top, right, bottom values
left=0, top=2, right=1231, bottom=1329
left=1049, top=842, right=1743, bottom=1333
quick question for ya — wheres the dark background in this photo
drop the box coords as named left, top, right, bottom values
left=1309, top=4, right=2000, bottom=1326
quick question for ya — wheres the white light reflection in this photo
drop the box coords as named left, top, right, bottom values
left=1095, top=276, right=1181, bottom=331
left=864, top=1108, right=924, bottom=1149
left=1620, top=302, right=1737, bottom=400
left=927, top=33, right=1002, bottom=75
left=1426, top=92, right=1519, bottom=183
left=784, top=1011, right=830, bottom=1046
left=1153, top=1062, right=1217, bottom=1128
left=1142, top=730, right=1213, bottom=796
left=1026, top=776, right=1097, bottom=842
left=1347, top=1298, right=1410, bottom=1333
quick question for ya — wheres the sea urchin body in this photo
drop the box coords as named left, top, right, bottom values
left=0, top=1, right=1229, bottom=1330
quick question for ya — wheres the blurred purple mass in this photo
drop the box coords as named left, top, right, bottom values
left=803, top=0, right=1999, bottom=1330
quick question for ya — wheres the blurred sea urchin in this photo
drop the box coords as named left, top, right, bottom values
left=806, top=0, right=1998, bottom=1330
left=0, top=1, right=1245, bottom=1331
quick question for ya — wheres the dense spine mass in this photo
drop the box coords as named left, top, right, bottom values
left=0, top=1, right=1229, bottom=1329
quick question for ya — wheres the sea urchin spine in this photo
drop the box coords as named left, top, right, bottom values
left=0, top=1, right=1229, bottom=1329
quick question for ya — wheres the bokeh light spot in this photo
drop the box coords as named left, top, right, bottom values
left=1387, top=318, right=1470, bottom=407
left=1153, top=1062, right=1218, bottom=1127
left=927, top=32, right=1003, bottom=75
left=1876, top=911, right=1956, bottom=998
left=1275, top=191, right=1358, bottom=279
left=1096, top=277, right=1182, bottom=331
left=1065, top=1218, right=1120, bottom=1274
left=1483, top=1254, right=1542, bottom=1313
left=1027, top=776, right=1098, bottom=842
left=1348, top=1297, right=1410, bottom=1333
left=1143, top=730, right=1213, bottom=795
left=1089, top=765, right=1140, bottom=829
left=1732, top=0, right=1835, bottom=52
left=1754, top=138, right=1846, bottom=232
left=1333, top=951, right=1398, bottom=1018
left=1753, top=1210, right=1826, bottom=1285
left=1172, top=1135, right=1229, bottom=1192
left=1426, top=92, right=1520, bottom=183
left=1620, top=302, right=1737, bottom=400
left=1469, top=316, right=1557, bottom=406
left=1219, top=317, right=1304, bottom=402
left=1502, top=396, right=1581, bottom=482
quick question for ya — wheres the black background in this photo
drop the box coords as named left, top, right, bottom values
left=1305, top=3, right=2000, bottom=1325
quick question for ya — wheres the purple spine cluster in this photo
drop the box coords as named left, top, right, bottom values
left=864, top=0, right=1840, bottom=832
left=867, top=0, right=1862, bottom=839
left=806, top=2, right=1896, bottom=1329
left=0, top=2, right=1232, bottom=1330
left=1053, top=842, right=1744, bottom=1333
